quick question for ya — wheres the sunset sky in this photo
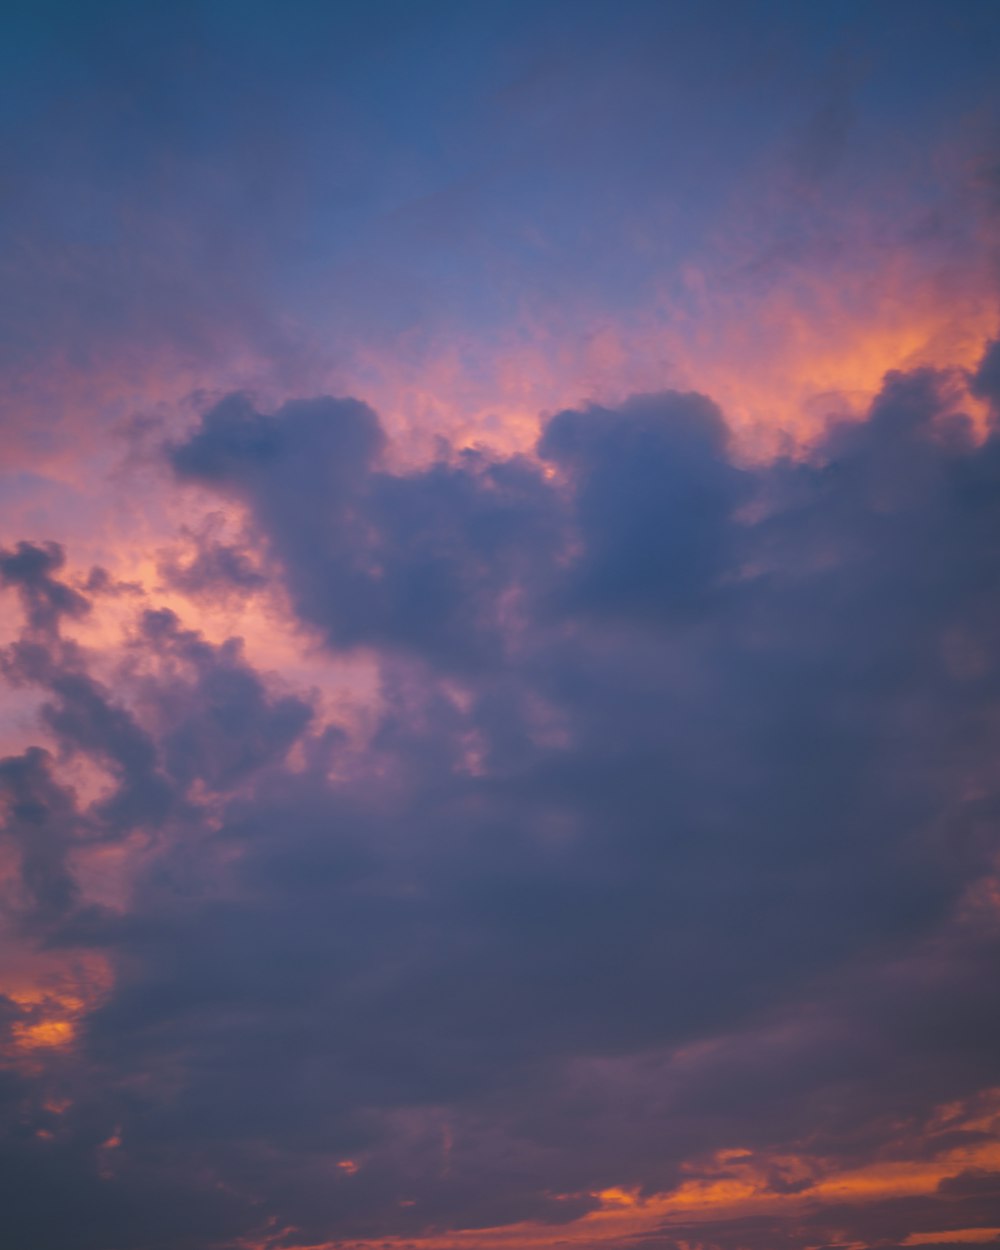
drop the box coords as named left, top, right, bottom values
left=3, top=3, right=1000, bottom=1249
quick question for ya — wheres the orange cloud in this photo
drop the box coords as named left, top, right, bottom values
left=0, top=950, right=113, bottom=1063
left=250, top=1090, right=1000, bottom=1250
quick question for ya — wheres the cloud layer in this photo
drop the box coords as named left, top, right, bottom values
left=2, top=347, right=1000, bottom=1249
left=4, top=5, right=1000, bottom=1247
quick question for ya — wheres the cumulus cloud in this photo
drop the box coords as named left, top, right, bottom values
left=1, top=349, right=1000, bottom=1248
left=4, top=2, right=1000, bottom=1244
left=169, top=394, right=562, bottom=667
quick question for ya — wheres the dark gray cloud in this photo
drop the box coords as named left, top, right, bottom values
left=135, top=607, right=313, bottom=791
left=170, top=393, right=562, bottom=667
left=2, top=352, right=1000, bottom=1247
left=538, top=390, right=746, bottom=617
left=0, top=746, right=82, bottom=927
left=0, top=541, right=91, bottom=635
left=973, top=337, right=1000, bottom=409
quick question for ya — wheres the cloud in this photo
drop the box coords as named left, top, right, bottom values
left=4, top=4, right=1000, bottom=1244
left=170, top=393, right=561, bottom=668
left=0, top=746, right=82, bottom=927
left=973, top=338, right=1000, bottom=411
left=135, top=606, right=313, bottom=792
left=157, top=515, right=267, bottom=602
left=538, top=390, right=746, bottom=617
left=0, top=541, right=91, bottom=636
left=1, top=345, right=1000, bottom=1247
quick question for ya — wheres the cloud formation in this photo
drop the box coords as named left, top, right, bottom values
left=3, top=4, right=1000, bottom=1247
left=2, top=344, right=1000, bottom=1249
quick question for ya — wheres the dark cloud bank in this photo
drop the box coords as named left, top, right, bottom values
left=3, top=349, right=1000, bottom=1249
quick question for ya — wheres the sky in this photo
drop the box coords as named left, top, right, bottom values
left=2, top=2, right=1000, bottom=1249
